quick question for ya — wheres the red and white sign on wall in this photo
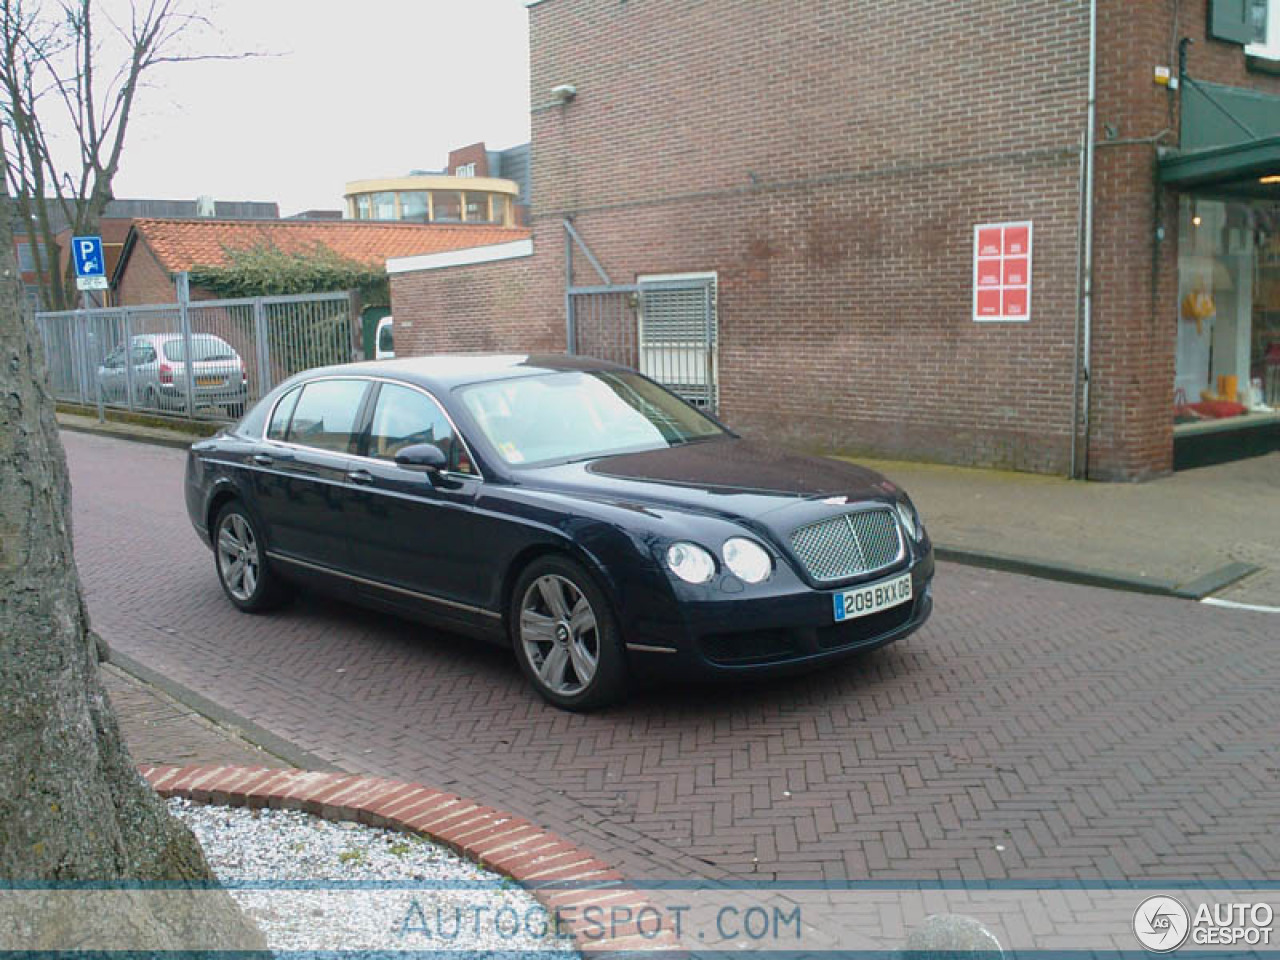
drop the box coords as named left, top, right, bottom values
left=973, top=221, right=1032, bottom=323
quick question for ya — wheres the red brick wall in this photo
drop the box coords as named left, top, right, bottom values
left=390, top=254, right=562, bottom=355
left=526, top=0, right=1091, bottom=474
left=448, top=143, right=491, bottom=178
left=113, top=238, right=177, bottom=305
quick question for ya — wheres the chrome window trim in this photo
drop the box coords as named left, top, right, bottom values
left=266, top=551, right=501, bottom=620
left=259, top=374, right=484, bottom=483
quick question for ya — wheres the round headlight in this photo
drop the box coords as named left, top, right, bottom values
left=665, top=542, right=716, bottom=584
left=722, top=537, right=772, bottom=584
left=895, top=500, right=921, bottom=541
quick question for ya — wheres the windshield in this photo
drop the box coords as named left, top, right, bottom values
left=162, top=336, right=236, bottom=362
left=459, top=370, right=727, bottom=466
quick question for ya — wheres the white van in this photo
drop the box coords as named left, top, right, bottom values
left=374, top=315, right=394, bottom=360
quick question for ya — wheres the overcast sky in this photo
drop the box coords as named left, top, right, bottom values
left=108, top=0, right=532, bottom=216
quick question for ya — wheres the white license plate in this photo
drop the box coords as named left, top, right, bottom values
left=833, top=572, right=913, bottom=622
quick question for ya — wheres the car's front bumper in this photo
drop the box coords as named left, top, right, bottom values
left=624, top=547, right=935, bottom=680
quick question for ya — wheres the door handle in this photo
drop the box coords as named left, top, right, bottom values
left=252, top=454, right=273, bottom=466
left=349, top=468, right=374, bottom=486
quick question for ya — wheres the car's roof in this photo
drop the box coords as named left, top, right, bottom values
left=298, top=354, right=630, bottom=390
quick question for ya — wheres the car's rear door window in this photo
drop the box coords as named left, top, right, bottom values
left=285, top=379, right=368, bottom=454
left=368, top=383, right=473, bottom=474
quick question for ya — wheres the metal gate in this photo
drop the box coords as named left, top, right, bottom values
left=36, top=287, right=358, bottom=421
left=564, top=222, right=718, bottom=410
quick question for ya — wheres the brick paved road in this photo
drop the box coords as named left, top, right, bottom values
left=65, top=431, right=1279, bottom=881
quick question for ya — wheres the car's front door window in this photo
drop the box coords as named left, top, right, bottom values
left=367, top=383, right=473, bottom=474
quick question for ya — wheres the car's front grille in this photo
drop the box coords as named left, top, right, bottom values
left=789, top=508, right=903, bottom=582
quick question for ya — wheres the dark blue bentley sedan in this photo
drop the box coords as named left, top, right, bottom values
left=185, top=355, right=934, bottom=710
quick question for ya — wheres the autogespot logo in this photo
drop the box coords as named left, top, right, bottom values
left=1134, top=896, right=1191, bottom=953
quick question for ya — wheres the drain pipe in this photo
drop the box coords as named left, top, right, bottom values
left=1074, top=0, right=1099, bottom=479
left=1070, top=129, right=1087, bottom=478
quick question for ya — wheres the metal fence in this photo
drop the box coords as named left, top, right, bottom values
left=36, top=290, right=357, bottom=422
left=569, top=276, right=718, bottom=411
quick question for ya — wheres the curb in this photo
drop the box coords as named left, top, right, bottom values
left=935, top=546, right=1259, bottom=600
left=142, top=764, right=676, bottom=954
left=58, top=418, right=201, bottom=450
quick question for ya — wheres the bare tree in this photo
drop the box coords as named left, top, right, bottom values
left=1, top=152, right=263, bottom=951
left=1, top=0, right=249, bottom=309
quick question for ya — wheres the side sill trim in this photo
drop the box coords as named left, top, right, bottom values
left=265, top=551, right=502, bottom=621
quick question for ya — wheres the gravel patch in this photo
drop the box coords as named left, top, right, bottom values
left=170, top=797, right=579, bottom=957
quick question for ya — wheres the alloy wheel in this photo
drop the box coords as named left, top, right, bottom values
left=217, top=512, right=260, bottom=602
left=518, top=574, right=599, bottom=696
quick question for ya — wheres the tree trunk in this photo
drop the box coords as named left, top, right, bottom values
left=0, top=197, right=264, bottom=948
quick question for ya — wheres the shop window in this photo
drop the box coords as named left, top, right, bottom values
left=372, top=192, right=397, bottom=219
left=464, top=192, right=491, bottom=222
left=432, top=191, right=462, bottom=222
left=1175, top=197, right=1280, bottom=427
left=399, top=191, right=429, bottom=221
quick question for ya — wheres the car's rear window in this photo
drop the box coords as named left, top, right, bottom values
left=162, top=336, right=236, bottom=362
left=285, top=379, right=368, bottom=454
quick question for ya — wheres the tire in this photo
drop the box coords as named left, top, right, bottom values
left=213, top=501, right=289, bottom=612
left=509, top=555, right=627, bottom=711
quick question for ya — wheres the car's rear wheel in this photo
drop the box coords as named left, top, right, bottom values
left=510, top=556, right=627, bottom=711
left=214, top=501, right=288, bottom=612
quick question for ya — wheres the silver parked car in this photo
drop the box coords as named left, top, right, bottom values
left=97, top=333, right=249, bottom=417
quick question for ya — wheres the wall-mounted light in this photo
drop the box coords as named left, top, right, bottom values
left=550, top=84, right=577, bottom=104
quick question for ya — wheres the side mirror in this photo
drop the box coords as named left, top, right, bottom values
left=394, top=443, right=447, bottom=472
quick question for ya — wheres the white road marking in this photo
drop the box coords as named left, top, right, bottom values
left=1201, top=597, right=1280, bottom=614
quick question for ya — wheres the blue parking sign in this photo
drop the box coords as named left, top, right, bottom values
left=72, top=236, right=105, bottom=278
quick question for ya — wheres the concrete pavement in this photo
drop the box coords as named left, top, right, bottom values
left=855, top=453, right=1280, bottom=606
left=67, top=429, right=1280, bottom=882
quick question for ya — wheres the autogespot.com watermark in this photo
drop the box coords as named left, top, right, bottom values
left=4, top=882, right=1280, bottom=954
left=394, top=896, right=801, bottom=945
left=1133, top=895, right=1274, bottom=952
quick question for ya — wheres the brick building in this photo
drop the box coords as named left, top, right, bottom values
left=112, top=218, right=529, bottom=304
left=388, top=0, right=1280, bottom=479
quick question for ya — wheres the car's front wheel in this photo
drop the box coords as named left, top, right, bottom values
left=510, top=556, right=627, bottom=711
left=214, top=501, right=288, bottom=612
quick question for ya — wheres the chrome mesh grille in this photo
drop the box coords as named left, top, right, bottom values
left=789, top=509, right=903, bottom=582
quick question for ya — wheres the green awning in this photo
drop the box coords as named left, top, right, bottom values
left=1158, top=79, right=1280, bottom=198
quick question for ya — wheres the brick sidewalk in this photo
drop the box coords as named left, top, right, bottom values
left=103, top=664, right=291, bottom=769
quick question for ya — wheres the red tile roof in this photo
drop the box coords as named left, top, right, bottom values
left=125, top=218, right=531, bottom=274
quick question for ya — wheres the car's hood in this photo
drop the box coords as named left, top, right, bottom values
left=515, top=437, right=899, bottom=521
